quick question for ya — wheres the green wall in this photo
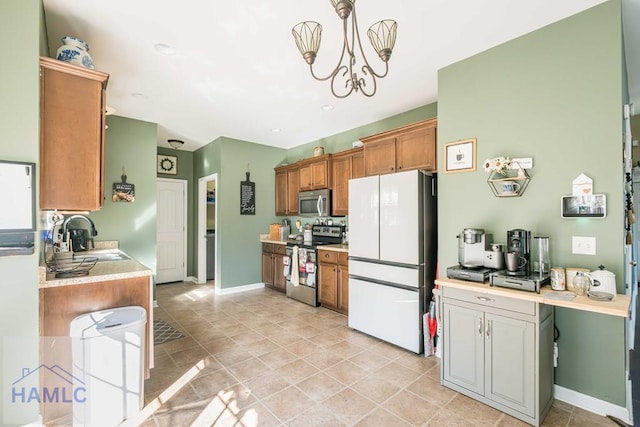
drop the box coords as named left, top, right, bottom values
left=438, top=0, right=626, bottom=405
left=194, top=137, right=286, bottom=288
left=157, top=147, right=195, bottom=275
left=88, top=115, right=158, bottom=273
left=285, top=103, right=438, bottom=164
left=0, top=0, right=42, bottom=424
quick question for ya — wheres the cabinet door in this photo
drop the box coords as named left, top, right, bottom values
left=311, top=161, right=328, bottom=189
left=364, top=137, right=397, bottom=176
left=299, top=164, right=312, bottom=191
left=395, top=125, right=436, bottom=172
left=40, top=58, right=109, bottom=211
left=318, top=262, right=338, bottom=309
left=332, top=155, right=352, bottom=216
left=287, top=168, right=299, bottom=214
left=272, top=253, right=286, bottom=292
left=262, top=253, right=274, bottom=287
left=275, top=169, right=288, bottom=215
left=352, top=150, right=365, bottom=179
left=443, top=303, right=484, bottom=395
left=485, top=313, right=535, bottom=417
left=337, top=264, right=349, bottom=314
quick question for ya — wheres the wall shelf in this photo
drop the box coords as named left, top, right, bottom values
left=487, top=168, right=530, bottom=197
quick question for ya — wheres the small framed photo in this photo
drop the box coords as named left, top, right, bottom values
left=444, top=138, right=476, bottom=173
left=157, top=155, right=177, bottom=175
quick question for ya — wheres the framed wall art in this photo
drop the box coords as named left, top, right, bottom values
left=157, top=154, right=177, bottom=175
left=444, top=138, right=476, bottom=173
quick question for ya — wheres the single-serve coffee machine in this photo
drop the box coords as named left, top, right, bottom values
left=457, top=228, right=492, bottom=268
left=506, top=229, right=531, bottom=276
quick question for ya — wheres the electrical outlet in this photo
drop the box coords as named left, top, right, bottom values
left=572, top=236, right=596, bottom=255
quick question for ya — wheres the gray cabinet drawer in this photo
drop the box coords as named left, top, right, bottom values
left=442, top=287, right=535, bottom=316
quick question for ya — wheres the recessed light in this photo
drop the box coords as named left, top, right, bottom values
left=154, top=43, right=175, bottom=55
left=320, top=104, right=334, bottom=111
left=271, top=128, right=281, bottom=133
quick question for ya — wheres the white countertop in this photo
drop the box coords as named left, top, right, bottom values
left=39, top=248, right=152, bottom=288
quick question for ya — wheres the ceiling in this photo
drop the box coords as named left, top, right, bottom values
left=43, top=0, right=636, bottom=152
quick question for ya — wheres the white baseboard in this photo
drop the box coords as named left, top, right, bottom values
left=186, top=276, right=199, bottom=283
left=554, top=385, right=632, bottom=424
left=215, top=282, right=265, bottom=295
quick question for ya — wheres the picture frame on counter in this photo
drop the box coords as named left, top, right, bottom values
left=444, top=138, right=476, bottom=173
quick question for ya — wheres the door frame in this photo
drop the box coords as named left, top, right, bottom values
left=156, top=177, right=188, bottom=283
left=198, top=173, right=218, bottom=288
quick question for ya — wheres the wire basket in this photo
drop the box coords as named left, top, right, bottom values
left=45, top=252, right=98, bottom=278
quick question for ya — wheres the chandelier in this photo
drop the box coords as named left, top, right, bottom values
left=292, top=0, right=397, bottom=98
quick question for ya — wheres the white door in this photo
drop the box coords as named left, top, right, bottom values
left=348, top=175, right=379, bottom=260
left=380, top=170, right=420, bottom=265
left=157, top=179, right=186, bottom=283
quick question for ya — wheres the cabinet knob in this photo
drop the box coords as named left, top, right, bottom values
left=390, top=167, right=394, bottom=171
left=398, top=166, right=403, bottom=170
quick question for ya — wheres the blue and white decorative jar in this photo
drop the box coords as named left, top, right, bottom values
left=56, top=36, right=95, bottom=69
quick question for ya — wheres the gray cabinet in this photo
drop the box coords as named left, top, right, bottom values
left=441, top=287, right=553, bottom=426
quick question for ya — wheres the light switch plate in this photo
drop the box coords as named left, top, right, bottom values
left=572, top=236, right=596, bottom=255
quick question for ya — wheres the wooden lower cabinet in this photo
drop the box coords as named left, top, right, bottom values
left=38, top=275, right=152, bottom=424
left=262, top=242, right=286, bottom=292
left=318, top=250, right=349, bottom=314
left=441, top=286, right=553, bottom=426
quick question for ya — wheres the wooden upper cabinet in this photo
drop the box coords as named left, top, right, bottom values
left=331, top=148, right=363, bottom=216
left=362, top=118, right=437, bottom=176
left=299, top=155, right=331, bottom=191
left=39, top=57, right=109, bottom=211
left=275, top=164, right=299, bottom=216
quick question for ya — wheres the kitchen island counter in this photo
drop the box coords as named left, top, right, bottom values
left=435, top=277, right=630, bottom=318
left=39, top=248, right=152, bottom=288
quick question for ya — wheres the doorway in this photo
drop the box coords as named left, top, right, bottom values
left=156, top=178, right=187, bottom=283
left=198, top=173, right=218, bottom=288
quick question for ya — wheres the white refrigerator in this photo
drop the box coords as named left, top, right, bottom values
left=348, top=169, right=437, bottom=353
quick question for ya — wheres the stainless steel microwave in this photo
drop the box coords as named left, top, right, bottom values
left=298, top=189, right=331, bottom=217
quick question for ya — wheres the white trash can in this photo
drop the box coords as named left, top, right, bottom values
left=70, top=306, right=146, bottom=426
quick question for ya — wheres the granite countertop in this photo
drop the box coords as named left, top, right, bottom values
left=40, top=248, right=152, bottom=288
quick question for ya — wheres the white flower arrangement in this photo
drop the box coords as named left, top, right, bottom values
left=483, top=156, right=512, bottom=176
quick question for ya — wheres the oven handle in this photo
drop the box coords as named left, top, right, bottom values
left=349, top=274, right=419, bottom=292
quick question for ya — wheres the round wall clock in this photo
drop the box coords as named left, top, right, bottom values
left=157, top=155, right=177, bottom=175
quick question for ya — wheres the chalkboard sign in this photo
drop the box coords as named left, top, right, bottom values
left=240, top=172, right=255, bottom=215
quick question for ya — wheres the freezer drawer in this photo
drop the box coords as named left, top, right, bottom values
left=348, top=277, right=423, bottom=353
left=349, top=259, right=421, bottom=289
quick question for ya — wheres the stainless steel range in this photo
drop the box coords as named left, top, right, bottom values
left=284, top=225, right=344, bottom=306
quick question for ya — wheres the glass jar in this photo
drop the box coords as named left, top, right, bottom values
left=572, top=272, right=592, bottom=296
left=550, top=267, right=566, bottom=291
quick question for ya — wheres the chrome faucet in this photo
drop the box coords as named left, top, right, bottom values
left=60, top=215, right=98, bottom=249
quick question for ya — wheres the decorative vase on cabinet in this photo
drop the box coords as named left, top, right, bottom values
left=56, top=36, right=95, bottom=69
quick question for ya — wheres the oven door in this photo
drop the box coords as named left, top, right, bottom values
left=285, top=245, right=318, bottom=306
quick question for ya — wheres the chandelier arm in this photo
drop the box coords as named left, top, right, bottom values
left=329, top=65, right=355, bottom=98
left=352, top=11, right=389, bottom=80
left=308, top=29, right=351, bottom=82
left=358, top=66, right=377, bottom=97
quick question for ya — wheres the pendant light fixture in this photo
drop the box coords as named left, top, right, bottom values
left=292, top=0, right=397, bottom=98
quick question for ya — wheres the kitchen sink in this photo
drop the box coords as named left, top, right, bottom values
left=81, top=250, right=130, bottom=262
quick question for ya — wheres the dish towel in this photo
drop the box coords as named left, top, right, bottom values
left=291, top=246, right=300, bottom=287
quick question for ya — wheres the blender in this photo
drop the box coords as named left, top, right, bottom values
left=531, top=236, right=550, bottom=275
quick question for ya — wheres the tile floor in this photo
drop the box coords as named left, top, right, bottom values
left=138, top=282, right=619, bottom=426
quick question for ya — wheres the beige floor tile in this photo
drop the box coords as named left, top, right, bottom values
left=442, top=394, right=504, bottom=426
left=169, top=344, right=211, bottom=368
left=326, top=340, right=366, bottom=358
left=268, top=330, right=304, bottom=346
left=153, top=383, right=205, bottom=416
left=312, top=331, right=346, bottom=347
left=496, top=413, right=533, bottom=426
left=396, top=352, right=440, bottom=373
left=371, top=341, right=411, bottom=360
left=425, top=409, right=475, bottom=426
left=258, top=347, right=299, bottom=369
left=288, top=403, right=347, bottom=427
left=351, top=374, right=401, bottom=404
left=220, top=322, right=252, bottom=337
left=284, top=338, right=322, bottom=357
left=155, top=335, right=200, bottom=355
left=242, top=371, right=292, bottom=400
left=375, top=361, right=423, bottom=388
left=406, top=373, right=456, bottom=407
left=275, top=358, right=319, bottom=383
left=324, top=359, right=370, bottom=386
left=321, top=387, right=376, bottom=425
left=355, top=407, right=412, bottom=427
left=227, top=356, right=271, bottom=381
left=289, top=324, right=324, bottom=339
left=213, top=346, right=254, bottom=367
left=304, top=348, right=346, bottom=369
left=153, top=403, right=209, bottom=427
left=228, top=330, right=265, bottom=346
left=568, top=407, right=618, bottom=426
left=346, top=331, right=383, bottom=349
left=261, top=385, right=315, bottom=422
left=200, top=336, right=239, bottom=355
left=188, top=326, right=227, bottom=344
left=296, top=372, right=346, bottom=402
left=233, top=401, right=282, bottom=427
left=190, top=369, right=238, bottom=399
left=246, top=338, right=280, bottom=357
left=382, top=389, right=439, bottom=425
left=348, top=350, right=392, bottom=372
left=541, top=404, right=572, bottom=426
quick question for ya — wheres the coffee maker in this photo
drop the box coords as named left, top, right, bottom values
left=457, top=228, right=492, bottom=268
left=506, top=229, right=530, bottom=276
